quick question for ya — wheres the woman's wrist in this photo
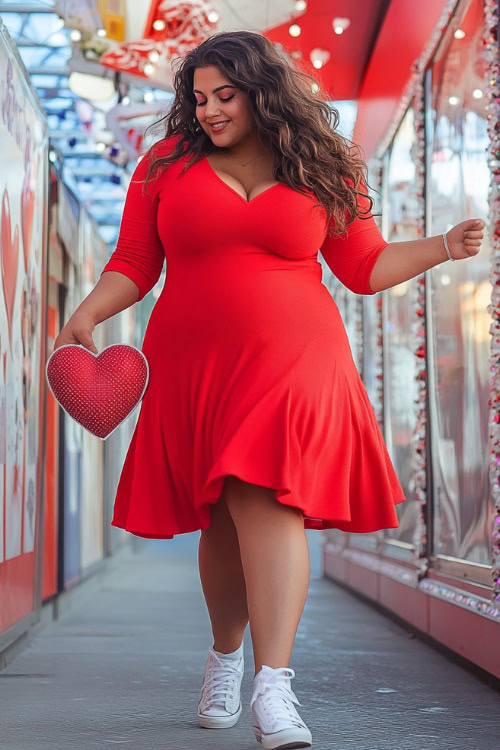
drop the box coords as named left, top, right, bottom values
left=70, top=305, right=98, bottom=328
left=441, top=231, right=455, bottom=262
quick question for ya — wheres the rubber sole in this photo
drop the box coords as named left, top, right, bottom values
left=197, top=701, right=242, bottom=729
left=253, top=725, right=312, bottom=749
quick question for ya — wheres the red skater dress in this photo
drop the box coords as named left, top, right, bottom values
left=101, top=136, right=406, bottom=539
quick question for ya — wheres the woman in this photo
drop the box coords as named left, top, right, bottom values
left=54, top=30, right=484, bottom=750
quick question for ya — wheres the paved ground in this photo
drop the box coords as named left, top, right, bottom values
left=1, top=530, right=499, bottom=750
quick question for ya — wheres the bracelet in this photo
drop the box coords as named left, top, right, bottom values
left=442, top=231, right=455, bottom=262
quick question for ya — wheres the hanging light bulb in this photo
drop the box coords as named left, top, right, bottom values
left=295, top=0, right=307, bottom=10
left=97, top=28, right=107, bottom=37
left=289, top=24, right=301, bottom=37
left=70, top=29, right=82, bottom=41
left=332, top=17, right=350, bottom=35
left=144, top=63, right=155, bottom=76
left=208, top=11, right=219, bottom=22
left=153, top=19, right=166, bottom=31
left=310, top=48, right=330, bottom=69
left=148, top=50, right=160, bottom=63
left=144, top=91, right=155, bottom=102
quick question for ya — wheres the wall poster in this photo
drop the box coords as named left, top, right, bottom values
left=0, top=20, right=49, bottom=635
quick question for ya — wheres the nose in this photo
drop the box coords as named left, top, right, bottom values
left=204, top=96, right=222, bottom=119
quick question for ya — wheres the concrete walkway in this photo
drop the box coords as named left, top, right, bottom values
left=1, top=531, right=499, bottom=750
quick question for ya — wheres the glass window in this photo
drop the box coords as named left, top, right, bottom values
left=427, top=0, right=492, bottom=565
left=383, top=107, right=422, bottom=547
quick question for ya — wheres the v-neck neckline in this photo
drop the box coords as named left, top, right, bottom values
left=203, top=155, right=282, bottom=205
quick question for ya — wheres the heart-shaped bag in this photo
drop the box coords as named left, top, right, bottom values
left=46, top=343, right=149, bottom=440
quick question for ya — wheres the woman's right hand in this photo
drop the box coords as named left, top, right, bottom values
left=53, top=311, right=98, bottom=355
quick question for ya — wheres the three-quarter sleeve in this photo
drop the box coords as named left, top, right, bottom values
left=319, top=181, right=388, bottom=295
left=100, top=146, right=165, bottom=301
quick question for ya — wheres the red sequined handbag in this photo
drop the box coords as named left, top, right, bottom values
left=45, top=343, right=149, bottom=440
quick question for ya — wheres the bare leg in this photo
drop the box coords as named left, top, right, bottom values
left=198, top=493, right=249, bottom=654
left=223, top=475, right=310, bottom=676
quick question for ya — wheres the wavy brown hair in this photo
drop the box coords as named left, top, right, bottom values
left=141, top=30, right=379, bottom=236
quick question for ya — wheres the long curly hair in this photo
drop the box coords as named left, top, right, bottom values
left=141, top=30, right=379, bottom=236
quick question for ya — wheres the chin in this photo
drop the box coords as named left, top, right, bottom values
left=205, top=127, right=238, bottom=145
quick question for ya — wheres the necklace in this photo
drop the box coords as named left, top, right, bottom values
left=223, top=150, right=262, bottom=167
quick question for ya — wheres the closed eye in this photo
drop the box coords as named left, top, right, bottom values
left=196, top=95, right=235, bottom=106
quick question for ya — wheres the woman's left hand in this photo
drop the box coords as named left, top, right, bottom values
left=445, top=218, right=486, bottom=261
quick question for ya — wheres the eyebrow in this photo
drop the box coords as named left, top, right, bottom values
left=193, top=85, right=237, bottom=95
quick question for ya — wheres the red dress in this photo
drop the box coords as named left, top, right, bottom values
left=101, top=136, right=406, bottom=539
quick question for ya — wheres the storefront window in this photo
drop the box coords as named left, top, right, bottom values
left=427, top=0, right=492, bottom=565
left=383, top=107, right=422, bottom=547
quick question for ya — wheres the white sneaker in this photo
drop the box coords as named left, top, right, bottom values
left=251, top=665, right=312, bottom=749
left=197, top=643, right=244, bottom=729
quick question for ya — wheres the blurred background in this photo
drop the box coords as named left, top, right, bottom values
left=0, top=0, right=498, bottom=690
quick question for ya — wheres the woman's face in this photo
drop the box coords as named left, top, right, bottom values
left=193, top=65, right=254, bottom=147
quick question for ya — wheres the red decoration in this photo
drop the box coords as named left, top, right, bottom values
left=1, top=188, right=19, bottom=344
left=100, top=0, right=218, bottom=82
left=46, top=344, right=149, bottom=440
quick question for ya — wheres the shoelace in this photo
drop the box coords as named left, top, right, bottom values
left=250, top=667, right=306, bottom=729
left=201, top=656, right=242, bottom=708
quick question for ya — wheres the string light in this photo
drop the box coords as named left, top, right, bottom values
left=332, top=17, right=350, bottom=35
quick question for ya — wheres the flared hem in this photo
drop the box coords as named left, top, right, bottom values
left=111, top=468, right=407, bottom=540
left=111, top=365, right=407, bottom=540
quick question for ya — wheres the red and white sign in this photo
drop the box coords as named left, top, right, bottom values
left=100, top=0, right=218, bottom=87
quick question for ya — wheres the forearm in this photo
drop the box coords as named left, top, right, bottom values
left=73, top=271, right=140, bottom=325
left=369, top=234, right=449, bottom=293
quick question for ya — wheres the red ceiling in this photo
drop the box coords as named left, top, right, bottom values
left=264, top=0, right=390, bottom=101
left=354, top=0, right=448, bottom=159
left=265, top=0, right=450, bottom=161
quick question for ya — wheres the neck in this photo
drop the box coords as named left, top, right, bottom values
left=223, top=133, right=267, bottom=161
